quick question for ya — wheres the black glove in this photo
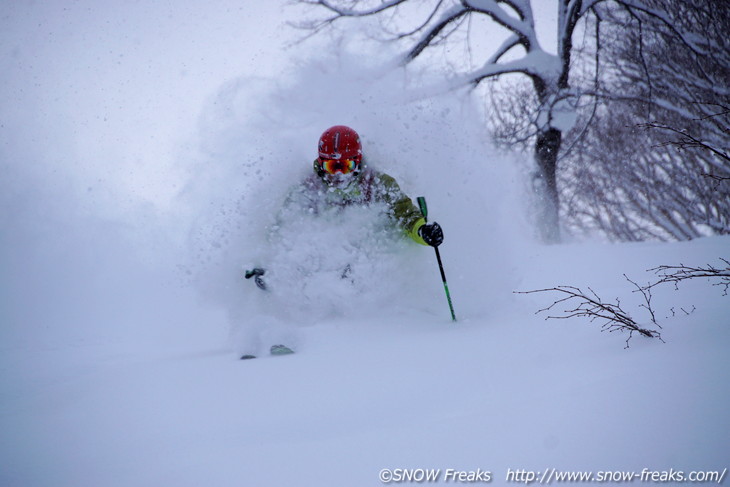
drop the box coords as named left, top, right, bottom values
left=418, top=222, right=444, bottom=247
left=245, top=268, right=267, bottom=291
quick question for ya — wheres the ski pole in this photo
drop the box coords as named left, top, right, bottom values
left=417, top=196, right=456, bottom=322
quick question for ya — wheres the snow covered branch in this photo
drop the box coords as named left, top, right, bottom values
left=295, top=0, right=558, bottom=87
left=404, top=5, right=471, bottom=63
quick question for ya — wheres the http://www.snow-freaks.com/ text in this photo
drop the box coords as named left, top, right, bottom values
left=378, top=467, right=728, bottom=484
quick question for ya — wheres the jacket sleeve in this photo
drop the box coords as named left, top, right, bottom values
left=270, top=177, right=319, bottom=238
left=374, top=173, right=428, bottom=245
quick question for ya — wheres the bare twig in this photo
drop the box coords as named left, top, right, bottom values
left=702, top=173, right=730, bottom=182
left=701, top=173, right=730, bottom=191
left=646, top=258, right=730, bottom=295
left=515, top=285, right=662, bottom=348
left=625, top=274, right=660, bottom=328
left=638, top=121, right=730, bottom=162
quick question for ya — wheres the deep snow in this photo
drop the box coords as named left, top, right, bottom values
left=1, top=2, right=728, bottom=486
left=3, top=233, right=728, bottom=486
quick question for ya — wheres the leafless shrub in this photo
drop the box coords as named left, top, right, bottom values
left=515, top=276, right=662, bottom=348
left=647, top=258, right=730, bottom=295
left=516, top=256, right=728, bottom=347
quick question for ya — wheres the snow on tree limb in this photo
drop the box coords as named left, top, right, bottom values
left=471, top=50, right=561, bottom=86
left=404, top=5, right=471, bottom=63
left=393, top=1, right=448, bottom=40
left=462, top=0, right=539, bottom=50
left=488, top=34, right=523, bottom=64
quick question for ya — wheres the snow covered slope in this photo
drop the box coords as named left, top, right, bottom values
left=2, top=231, right=728, bottom=486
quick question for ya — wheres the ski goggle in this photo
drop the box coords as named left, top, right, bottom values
left=319, top=157, right=359, bottom=175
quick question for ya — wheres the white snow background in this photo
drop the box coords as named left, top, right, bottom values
left=1, top=2, right=728, bottom=486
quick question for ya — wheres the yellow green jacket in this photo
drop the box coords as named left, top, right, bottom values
left=282, top=165, right=428, bottom=245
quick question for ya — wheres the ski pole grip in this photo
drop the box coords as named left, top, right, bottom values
left=417, top=196, right=428, bottom=221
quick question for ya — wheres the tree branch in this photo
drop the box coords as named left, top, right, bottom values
left=612, top=0, right=711, bottom=57
left=638, top=122, right=730, bottom=163
left=514, top=285, right=662, bottom=348
left=646, top=259, right=730, bottom=295
left=308, top=0, right=409, bottom=17
left=404, top=6, right=471, bottom=63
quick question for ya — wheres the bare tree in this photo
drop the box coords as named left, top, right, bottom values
left=294, top=0, right=709, bottom=243
left=559, top=0, right=729, bottom=241
left=561, top=108, right=730, bottom=240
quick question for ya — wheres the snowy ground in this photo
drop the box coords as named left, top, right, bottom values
left=2, top=2, right=728, bottom=486
left=2, top=232, right=728, bottom=486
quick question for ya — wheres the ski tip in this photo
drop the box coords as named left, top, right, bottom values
left=240, top=345, right=295, bottom=360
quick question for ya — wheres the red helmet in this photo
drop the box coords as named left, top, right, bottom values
left=316, top=125, right=363, bottom=176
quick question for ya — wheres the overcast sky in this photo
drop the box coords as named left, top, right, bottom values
left=1, top=1, right=292, bottom=208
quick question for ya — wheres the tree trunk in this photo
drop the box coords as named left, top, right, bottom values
left=535, top=127, right=562, bottom=243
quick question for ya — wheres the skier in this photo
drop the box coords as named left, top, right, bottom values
left=302, top=124, right=444, bottom=247
left=243, top=125, right=444, bottom=358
